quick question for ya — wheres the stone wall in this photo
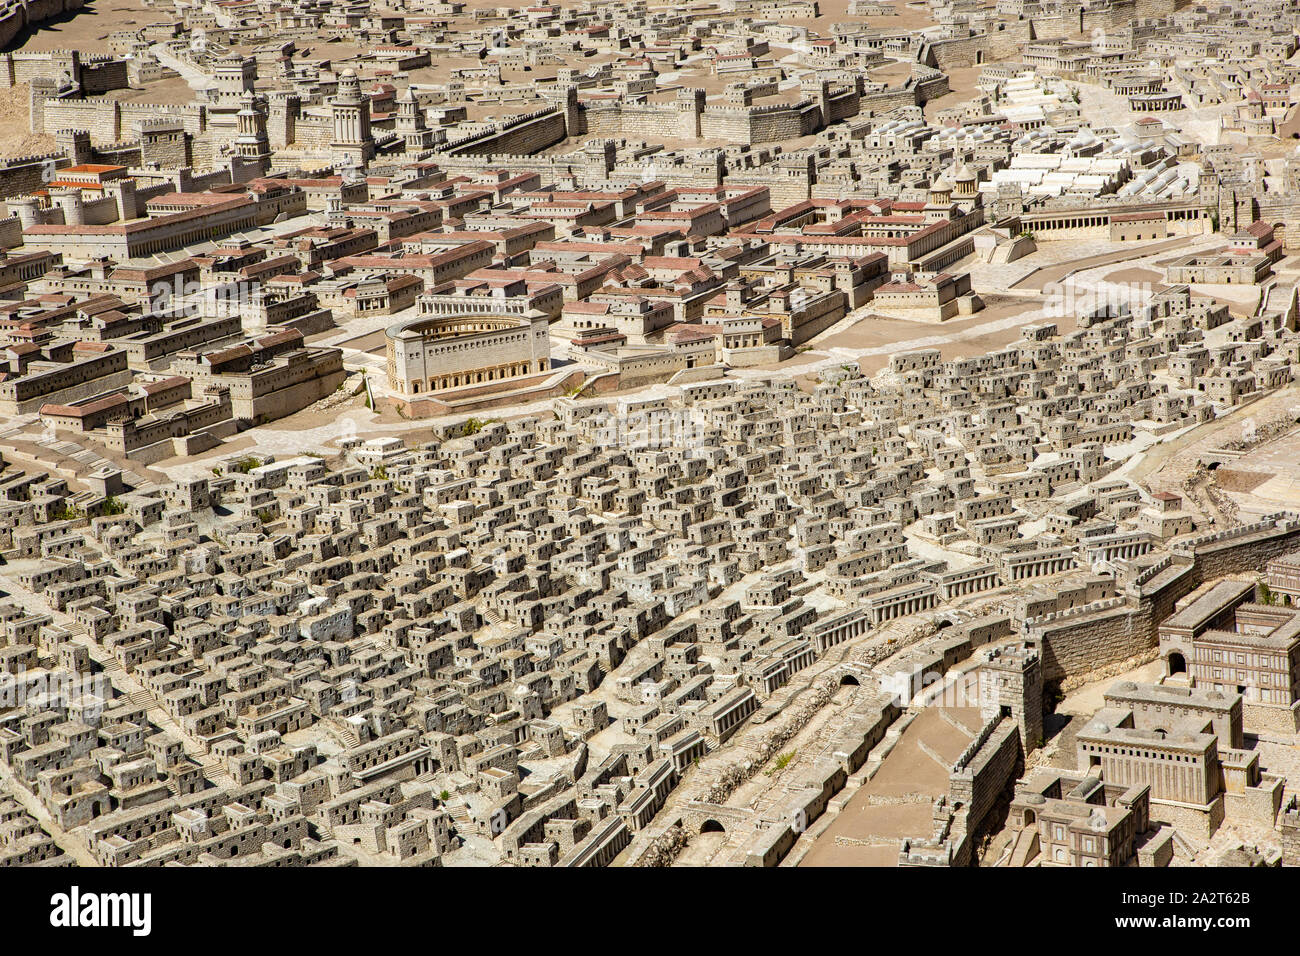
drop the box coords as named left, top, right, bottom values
left=0, top=150, right=65, bottom=199
left=587, top=91, right=872, bottom=147
left=1030, top=600, right=1157, bottom=684
left=1242, top=700, right=1300, bottom=735
left=139, top=124, right=190, bottom=168
left=948, top=715, right=1021, bottom=841
left=585, top=102, right=696, bottom=141
left=0, top=213, right=20, bottom=248
left=34, top=96, right=208, bottom=142
left=1028, top=515, right=1300, bottom=683
left=1281, top=798, right=1300, bottom=866
left=4, top=52, right=130, bottom=94
left=1150, top=794, right=1224, bottom=843
left=444, top=109, right=566, bottom=157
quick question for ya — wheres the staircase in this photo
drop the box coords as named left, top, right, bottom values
left=1007, top=827, right=1040, bottom=867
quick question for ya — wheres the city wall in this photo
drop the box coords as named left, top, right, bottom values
left=0, top=50, right=127, bottom=93
left=0, top=213, right=20, bottom=247
left=583, top=80, right=941, bottom=145
left=0, top=150, right=65, bottom=200
left=1028, top=514, right=1300, bottom=684
left=701, top=102, right=815, bottom=145
left=33, top=96, right=208, bottom=142
left=444, top=109, right=566, bottom=158
left=948, top=715, right=1021, bottom=851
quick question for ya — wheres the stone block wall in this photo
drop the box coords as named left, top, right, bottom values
left=445, top=110, right=565, bottom=157
left=1149, top=793, right=1224, bottom=843
left=1030, top=517, right=1300, bottom=683
left=0, top=214, right=20, bottom=249
left=1280, top=798, right=1300, bottom=866
left=948, top=715, right=1021, bottom=841
left=0, top=151, right=64, bottom=199
left=34, top=97, right=207, bottom=143
left=1242, top=701, right=1300, bottom=735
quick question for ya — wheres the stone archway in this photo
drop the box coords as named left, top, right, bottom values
left=1168, top=651, right=1187, bottom=675
left=700, top=819, right=726, bottom=834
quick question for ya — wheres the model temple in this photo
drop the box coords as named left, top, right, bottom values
left=0, top=0, right=1298, bottom=872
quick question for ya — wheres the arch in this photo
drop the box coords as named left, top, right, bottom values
left=699, top=819, right=726, bottom=834
left=1167, top=651, right=1187, bottom=675
left=1022, top=808, right=1036, bottom=826
left=839, top=673, right=860, bottom=686
left=934, top=618, right=953, bottom=630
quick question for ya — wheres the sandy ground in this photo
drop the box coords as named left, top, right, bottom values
left=0, top=84, right=53, bottom=158
left=1102, top=266, right=1167, bottom=291
left=799, top=705, right=985, bottom=867
left=922, top=65, right=985, bottom=119
left=1211, top=426, right=1300, bottom=513
left=6, top=0, right=167, bottom=54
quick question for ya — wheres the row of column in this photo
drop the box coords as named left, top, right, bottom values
left=1010, top=556, right=1073, bottom=580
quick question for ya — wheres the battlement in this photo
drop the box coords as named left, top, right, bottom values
left=1177, top=513, right=1300, bottom=552
left=706, top=99, right=814, bottom=116
left=1132, top=554, right=1174, bottom=587
left=1024, top=596, right=1129, bottom=628
left=0, top=150, right=63, bottom=169
left=952, top=711, right=1002, bottom=774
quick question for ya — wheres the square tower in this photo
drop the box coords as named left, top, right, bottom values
left=978, top=641, right=1044, bottom=753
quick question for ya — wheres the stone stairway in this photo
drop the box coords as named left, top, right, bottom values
left=126, top=690, right=154, bottom=709
left=1006, top=826, right=1039, bottom=867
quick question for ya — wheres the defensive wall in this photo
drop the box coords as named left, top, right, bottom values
left=583, top=75, right=944, bottom=146
left=0, top=50, right=127, bottom=93
left=442, top=108, right=567, bottom=158
left=32, top=92, right=209, bottom=142
left=1026, top=513, right=1300, bottom=685
left=0, top=149, right=66, bottom=200
left=946, top=714, right=1022, bottom=864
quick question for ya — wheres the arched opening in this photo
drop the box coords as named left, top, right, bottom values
left=700, top=819, right=725, bottom=834
left=934, top=618, right=953, bottom=630
left=840, top=673, right=860, bottom=686
left=1168, top=651, right=1187, bottom=675
left=1022, top=808, right=1036, bottom=826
